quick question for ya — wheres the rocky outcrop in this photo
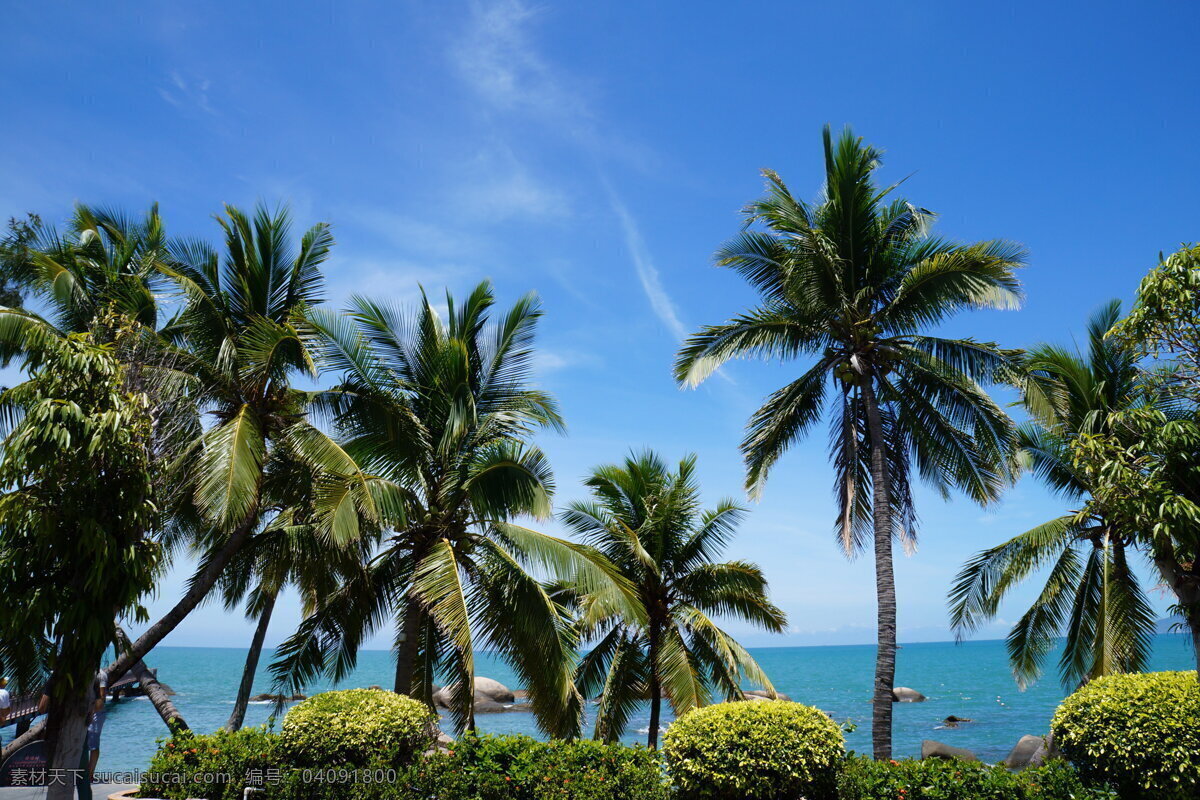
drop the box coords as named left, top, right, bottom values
left=1003, top=735, right=1045, bottom=769
left=743, top=690, right=793, bottom=702
left=892, top=687, right=927, bottom=702
left=433, top=677, right=517, bottom=709
left=941, top=715, right=972, bottom=728
left=921, top=740, right=978, bottom=762
left=367, top=685, right=383, bottom=691
left=248, top=692, right=306, bottom=703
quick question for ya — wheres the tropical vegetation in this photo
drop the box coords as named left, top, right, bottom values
left=562, top=451, right=786, bottom=746
left=949, top=302, right=1159, bottom=688
left=674, top=124, right=1024, bottom=757
left=2, top=125, right=1199, bottom=796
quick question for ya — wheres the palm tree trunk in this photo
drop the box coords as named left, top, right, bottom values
left=114, top=626, right=187, bottom=731
left=646, top=624, right=662, bottom=749
left=393, top=594, right=424, bottom=697
left=861, top=378, right=897, bottom=760
left=103, top=512, right=258, bottom=688
left=226, top=590, right=278, bottom=732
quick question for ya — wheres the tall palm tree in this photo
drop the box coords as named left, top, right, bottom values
left=270, top=282, right=631, bottom=738
left=949, top=301, right=1158, bottom=688
left=674, top=126, right=1024, bottom=758
left=103, top=205, right=357, bottom=685
left=561, top=451, right=786, bottom=747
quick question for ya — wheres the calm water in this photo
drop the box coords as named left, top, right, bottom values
left=4, top=635, right=1194, bottom=771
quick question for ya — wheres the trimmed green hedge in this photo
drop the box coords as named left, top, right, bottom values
left=279, top=688, right=435, bottom=769
left=662, top=700, right=844, bottom=800
left=837, top=756, right=1115, bottom=800
left=1051, top=670, right=1200, bottom=800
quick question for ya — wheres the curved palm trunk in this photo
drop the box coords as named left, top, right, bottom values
left=646, top=624, right=662, bottom=749
left=861, top=379, right=897, bottom=760
left=103, top=513, right=258, bottom=692
left=226, top=589, right=278, bottom=732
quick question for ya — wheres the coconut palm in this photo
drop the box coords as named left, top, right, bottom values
left=0, top=204, right=170, bottom=354
left=103, top=205, right=361, bottom=685
left=561, top=451, right=786, bottom=747
left=674, top=126, right=1024, bottom=758
left=270, top=282, right=632, bottom=738
left=949, top=301, right=1158, bottom=689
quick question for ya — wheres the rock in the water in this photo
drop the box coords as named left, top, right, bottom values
left=892, top=687, right=927, bottom=702
left=289, top=693, right=307, bottom=701
left=433, top=677, right=516, bottom=708
left=921, top=740, right=978, bottom=762
left=367, top=685, right=383, bottom=691
left=1028, top=732, right=1060, bottom=768
left=1003, top=735, right=1045, bottom=769
left=249, top=693, right=274, bottom=702
left=941, top=715, right=972, bottom=728
left=743, top=690, right=793, bottom=702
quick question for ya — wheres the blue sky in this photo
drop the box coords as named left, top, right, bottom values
left=2, top=0, right=1198, bottom=650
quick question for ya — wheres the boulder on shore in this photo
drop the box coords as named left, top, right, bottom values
left=1003, top=735, right=1045, bottom=769
left=433, top=677, right=517, bottom=709
left=921, top=739, right=978, bottom=762
left=892, top=687, right=927, bottom=702
left=743, top=689, right=793, bottom=702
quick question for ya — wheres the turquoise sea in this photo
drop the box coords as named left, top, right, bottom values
left=4, top=635, right=1194, bottom=772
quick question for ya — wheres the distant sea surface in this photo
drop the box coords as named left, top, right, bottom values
left=4, top=635, right=1194, bottom=771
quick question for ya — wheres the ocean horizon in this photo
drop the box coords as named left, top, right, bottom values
left=5, top=634, right=1194, bottom=772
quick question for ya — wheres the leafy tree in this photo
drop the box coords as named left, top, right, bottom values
left=0, top=330, right=160, bottom=798
left=561, top=451, right=786, bottom=747
left=0, top=213, right=41, bottom=308
left=271, top=282, right=628, bottom=738
left=674, top=126, right=1024, bottom=758
left=1112, top=243, right=1200, bottom=399
left=950, top=302, right=1158, bottom=688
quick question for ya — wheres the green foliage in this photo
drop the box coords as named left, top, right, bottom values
left=662, top=700, right=844, bottom=800
left=837, top=756, right=1115, bottom=800
left=1051, top=670, right=1200, bottom=799
left=279, top=689, right=436, bottom=768
left=411, top=733, right=667, bottom=800
left=140, top=726, right=285, bottom=800
left=0, top=330, right=160, bottom=702
left=564, top=450, right=787, bottom=745
left=1111, top=243, right=1200, bottom=399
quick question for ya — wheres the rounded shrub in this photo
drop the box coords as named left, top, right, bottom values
left=1051, top=670, right=1200, bottom=799
left=280, top=688, right=436, bottom=769
left=662, top=700, right=844, bottom=800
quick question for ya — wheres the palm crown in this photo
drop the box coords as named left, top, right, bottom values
left=674, top=125, right=1024, bottom=758
left=271, top=282, right=625, bottom=738
left=950, top=301, right=1158, bottom=688
left=562, top=451, right=786, bottom=747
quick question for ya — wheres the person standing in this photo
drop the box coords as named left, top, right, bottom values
left=84, top=674, right=107, bottom=782
left=0, top=677, right=11, bottom=725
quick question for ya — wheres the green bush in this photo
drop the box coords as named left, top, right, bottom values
left=662, top=700, right=844, bottom=800
left=837, top=756, right=1116, bottom=800
left=411, top=733, right=668, bottom=800
left=140, top=726, right=286, bottom=800
left=280, top=689, right=436, bottom=769
left=1051, top=670, right=1200, bottom=799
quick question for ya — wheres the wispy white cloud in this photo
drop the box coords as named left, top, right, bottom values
left=605, top=190, right=687, bottom=341
left=452, top=0, right=686, bottom=342
left=159, top=71, right=216, bottom=115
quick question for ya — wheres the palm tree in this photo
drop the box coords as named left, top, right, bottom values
left=216, top=493, right=372, bottom=731
left=949, top=301, right=1158, bottom=688
left=103, top=204, right=355, bottom=685
left=270, top=282, right=630, bottom=738
left=674, top=126, right=1024, bottom=758
left=561, top=451, right=786, bottom=747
